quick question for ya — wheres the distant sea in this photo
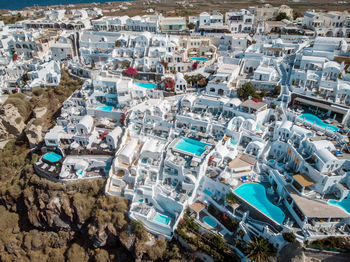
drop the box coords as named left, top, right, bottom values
left=0, top=0, right=132, bottom=11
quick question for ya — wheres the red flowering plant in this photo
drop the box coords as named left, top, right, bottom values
left=123, top=67, right=138, bottom=78
left=192, top=62, right=198, bottom=70
left=163, top=77, right=175, bottom=92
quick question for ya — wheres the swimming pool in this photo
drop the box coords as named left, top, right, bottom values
left=190, top=57, right=209, bottom=61
left=234, top=183, right=286, bottom=224
left=174, top=138, right=210, bottom=156
left=97, top=106, right=113, bottom=111
left=299, top=114, right=338, bottom=132
left=134, top=82, right=157, bottom=89
left=230, top=139, right=237, bottom=146
left=153, top=213, right=171, bottom=226
left=43, top=152, right=62, bottom=163
left=328, top=198, right=350, bottom=214
left=203, top=216, right=217, bottom=228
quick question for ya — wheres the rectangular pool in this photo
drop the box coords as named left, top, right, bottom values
left=174, top=138, right=210, bottom=156
left=153, top=213, right=171, bottom=226
left=190, top=57, right=209, bottom=61
left=134, top=82, right=157, bottom=89
left=43, top=152, right=62, bottom=163
left=97, top=106, right=113, bottom=111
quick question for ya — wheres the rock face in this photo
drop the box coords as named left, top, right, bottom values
left=0, top=104, right=25, bottom=140
left=33, top=107, right=47, bottom=118
left=278, top=242, right=305, bottom=262
left=25, top=119, right=43, bottom=148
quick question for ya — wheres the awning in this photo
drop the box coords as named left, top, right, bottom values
left=294, top=97, right=347, bottom=115
left=205, top=51, right=213, bottom=55
left=294, top=173, right=315, bottom=187
left=189, top=51, right=197, bottom=55
left=189, top=201, right=206, bottom=213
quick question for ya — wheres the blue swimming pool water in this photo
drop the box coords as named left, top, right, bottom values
left=190, top=57, right=209, bottom=61
left=134, top=82, right=157, bottom=89
left=203, top=189, right=213, bottom=197
left=153, top=213, right=171, bottom=226
left=97, top=106, right=113, bottom=111
left=203, top=216, right=217, bottom=227
left=43, top=152, right=62, bottom=163
left=230, top=139, right=237, bottom=145
left=328, top=198, right=350, bottom=214
left=299, top=114, right=338, bottom=132
left=174, top=138, right=210, bottom=156
left=234, top=183, right=286, bottom=224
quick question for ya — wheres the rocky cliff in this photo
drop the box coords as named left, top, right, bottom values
left=0, top=71, right=192, bottom=262
left=0, top=103, right=26, bottom=141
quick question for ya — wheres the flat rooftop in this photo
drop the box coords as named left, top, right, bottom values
left=286, top=186, right=348, bottom=218
left=228, top=153, right=256, bottom=169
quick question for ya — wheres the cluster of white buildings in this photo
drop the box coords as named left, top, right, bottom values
left=1, top=4, right=350, bottom=259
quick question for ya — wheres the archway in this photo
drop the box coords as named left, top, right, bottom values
left=326, top=31, right=333, bottom=37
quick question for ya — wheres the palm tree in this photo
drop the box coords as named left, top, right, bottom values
left=226, top=192, right=238, bottom=206
left=247, top=237, right=275, bottom=262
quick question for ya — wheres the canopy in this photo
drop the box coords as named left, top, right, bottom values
left=294, top=173, right=315, bottom=187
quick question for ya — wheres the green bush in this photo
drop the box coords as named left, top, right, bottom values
left=237, top=82, right=258, bottom=100
left=131, top=220, right=148, bottom=241
left=5, top=94, right=32, bottom=119
left=282, top=232, right=296, bottom=243
left=65, top=243, right=88, bottom=262
left=33, top=118, right=43, bottom=126
left=15, top=117, right=22, bottom=124
left=274, top=85, right=281, bottom=96
left=31, top=153, right=38, bottom=164
left=33, top=88, right=45, bottom=96
left=310, top=237, right=350, bottom=251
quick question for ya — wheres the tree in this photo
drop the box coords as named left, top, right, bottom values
left=274, top=85, right=281, bottom=96
left=276, top=12, right=289, bottom=21
left=184, top=74, right=207, bottom=88
left=237, top=82, right=258, bottom=100
left=293, top=12, right=303, bottom=20
left=121, top=60, right=130, bottom=69
left=247, top=237, right=276, bottom=262
left=187, top=22, right=196, bottom=30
